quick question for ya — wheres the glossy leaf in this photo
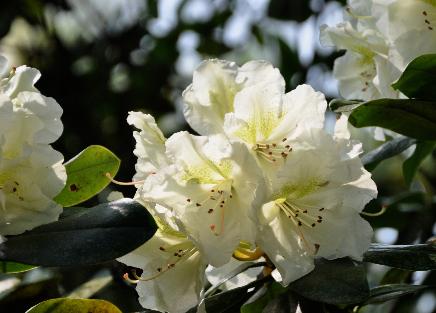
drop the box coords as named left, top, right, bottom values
left=241, top=282, right=295, bottom=313
left=362, top=136, right=417, bottom=171
left=392, top=54, right=436, bottom=100
left=0, top=199, right=157, bottom=266
left=403, top=141, right=436, bottom=186
left=26, top=298, right=122, bottom=313
left=348, top=99, right=436, bottom=140
left=202, top=277, right=272, bottom=313
left=0, top=261, right=36, bottom=274
left=363, top=244, right=436, bottom=270
left=363, top=284, right=429, bottom=305
left=288, top=258, right=369, bottom=305
left=54, top=145, right=121, bottom=207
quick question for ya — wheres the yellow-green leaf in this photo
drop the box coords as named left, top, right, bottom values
left=0, top=261, right=36, bottom=273
left=26, top=298, right=122, bottom=313
left=54, top=145, right=120, bottom=207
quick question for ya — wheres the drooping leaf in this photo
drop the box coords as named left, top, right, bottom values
left=392, top=54, right=436, bottom=100
left=288, top=258, right=369, bottom=305
left=204, top=261, right=266, bottom=297
left=241, top=282, right=296, bottom=313
left=403, top=141, right=436, bottom=186
left=0, top=261, right=36, bottom=274
left=54, top=145, right=121, bottom=207
left=362, top=136, right=417, bottom=171
left=363, top=284, right=430, bottom=305
left=363, top=244, right=436, bottom=270
left=348, top=99, right=436, bottom=140
left=201, top=276, right=272, bottom=313
left=26, top=298, right=122, bottom=313
left=0, top=199, right=157, bottom=267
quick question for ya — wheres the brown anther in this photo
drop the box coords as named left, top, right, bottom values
left=318, top=216, right=322, bottom=219
left=317, top=220, right=322, bottom=223
left=186, top=198, right=191, bottom=202
left=221, top=200, right=225, bottom=204
left=319, top=208, right=325, bottom=211
left=285, top=145, right=290, bottom=149
left=220, top=205, right=224, bottom=208
left=268, top=152, right=273, bottom=155
left=208, top=209, right=214, bottom=213
left=282, top=138, right=287, bottom=142
left=196, top=203, right=201, bottom=207
left=210, top=224, right=216, bottom=231
left=272, top=143, right=277, bottom=147
left=303, top=210, right=308, bottom=214
left=425, top=19, right=431, bottom=24
left=311, top=223, right=316, bottom=227
left=211, top=189, right=215, bottom=192
left=12, top=187, right=17, bottom=192
left=157, top=267, right=162, bottom=272
left=423, top=11, right=428, bottom=16
left=281, top=152, right=288, bottom=158
left=429, top=26, right=434, bottom=30
left=229, top=194, right=233, bottom=198
left=298, top=221, right=302, bottom=226
left=159, top=246, right=165, bottom=251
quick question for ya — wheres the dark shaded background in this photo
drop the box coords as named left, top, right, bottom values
left=1, top=1, right=436, bottom=312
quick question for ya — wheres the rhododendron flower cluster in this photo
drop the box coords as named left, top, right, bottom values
left=0, top=55, right=66, bottom=236
left=119, top=59, right=377, bottom=313
left=320, top=0, right=436, bottom=101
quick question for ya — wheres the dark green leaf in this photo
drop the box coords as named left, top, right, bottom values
left=362, top=136, right=417, bottom=171
left=403, top=141, right=436, bottom=186
left=204, top=261, right=266, bottom=297
left=348, top=99, right=436, bottom=140
left=0, top=261, right=36, bottom=274
left=0, top=199, right=157, bottom=266
left=26, top=298, right=122, bottom=313
left=363, top=284, right=430, bottom=305
left=54, top=145, right=121, bottom=207
left=203, top=277, right=272, bottom=313
left=392, top=54, right=436, bottom=100
left=364, top=244, right=436, bottom=270
left=241, top=282, right=296, bottom=313
left=289, top=258, right=369, bottom=305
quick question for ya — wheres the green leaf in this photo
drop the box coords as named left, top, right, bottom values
left=403, top=141, right=436, bottom=186
left=0, top=199, right=157, bottom=266
left=26, top=298, right=122, bottom=313
left=288, top=258, right=369, bottom=305
left=204, top=262, right=266, bottom=297
left=0, top=261, right=36, bottom=273
left=348, top=99, right=436, bottom=140
left=241, top=282, right=295, bottom=313
left=363, top=243, right=436, bottom=270
left=54, top=145, right=120, bottom=207
left=362, top=136, right=417, bottom=171
left=392, top=54, right=436, bottom=100
left=363, top=284, right=430, bottom=305
left=201, top=277, right=272, bottom=313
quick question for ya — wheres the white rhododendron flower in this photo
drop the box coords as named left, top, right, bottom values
left=127, top=111, right=169, bottom=184
left=0, top=54, right=66, bottom=235
left=321, top=0, right=436, bottom=101
left=0, top=55, right=41, bottom=99
left=141, top=132, right=266, bottom=267
left=0, top=144, right=66, bottom=235
left=183, top=59, right=284, bottom=136
left=224, top=83, right=326, bottom=171
left=256, top=124, right=377, bottom=285
left=118, top=204, right=206, bottom=313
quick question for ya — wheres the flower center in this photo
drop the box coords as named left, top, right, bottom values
left=185, top=179, right=233, bottom=236
left=0, top=172, right=24, bottom=211
left=275, top=198, right=324, bottom=255
left=128, top=240, right=199, bottom=282
left=253, top=138, right=292, bottom=163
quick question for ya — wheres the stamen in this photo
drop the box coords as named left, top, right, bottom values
left=361, top=205, right=387, bottom=217
left=105, top=172, right=145, bottom=186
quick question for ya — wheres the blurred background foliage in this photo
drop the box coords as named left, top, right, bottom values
left=0, top=0, right=436, bottom=312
